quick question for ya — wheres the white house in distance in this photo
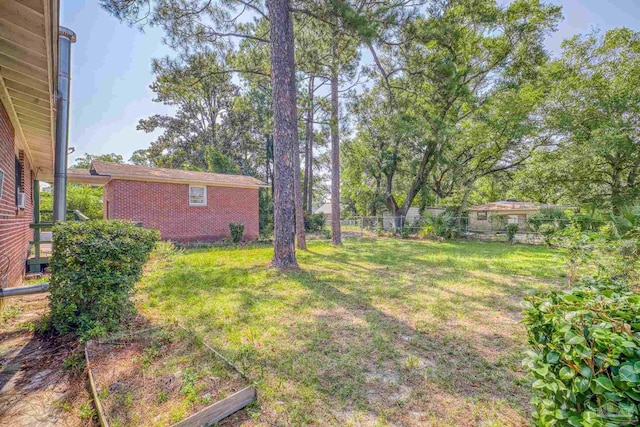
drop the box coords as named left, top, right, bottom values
left=467, top=201, right=565, bottom=232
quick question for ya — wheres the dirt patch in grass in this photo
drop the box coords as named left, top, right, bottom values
left=0, top=294, right=97, bottom=427
left=86, top=323, right=249, bottom=427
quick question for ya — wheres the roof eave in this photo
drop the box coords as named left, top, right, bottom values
left=104, top=174, right=268, bottom=190
left=0, top=0, right=59, bottom=180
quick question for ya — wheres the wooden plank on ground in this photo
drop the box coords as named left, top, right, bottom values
left=171, top=386, right=257, bottom=427
left=85, top=343, right=110, bottom=427
left=85, top=330, right=257, bottom=427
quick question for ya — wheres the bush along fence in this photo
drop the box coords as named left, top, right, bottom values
left=338, top=214, right=577, bottom=243
left=49, top=220, right=159, bottom=341
left=339, top=214, right=468, bottom=238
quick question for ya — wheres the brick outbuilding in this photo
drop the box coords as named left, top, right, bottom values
left=72, top=160, right=267, bottom=242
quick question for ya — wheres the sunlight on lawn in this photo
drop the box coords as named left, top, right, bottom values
left=137, top=238, right=565, bottom=426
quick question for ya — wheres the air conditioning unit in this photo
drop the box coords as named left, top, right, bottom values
left=17, top=192, right=26, bottom=209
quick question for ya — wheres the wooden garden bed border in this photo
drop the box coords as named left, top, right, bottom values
left=85, top=328, right=257, bottom=427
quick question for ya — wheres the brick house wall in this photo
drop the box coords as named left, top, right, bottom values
left=0, top=100, right=34, bottom=287
left=103, top=179, right=259, bottom=242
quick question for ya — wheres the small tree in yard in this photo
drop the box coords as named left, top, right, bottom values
left=229, top=222, right=245, bottom=243
left=101, top=0, right=300, bottom=269
left=505, top=224, right=519, bottom=244
left=49, top=221, right=159, bottom=341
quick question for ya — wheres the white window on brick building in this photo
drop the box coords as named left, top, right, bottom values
left=189, top=185, right=207, bottom=206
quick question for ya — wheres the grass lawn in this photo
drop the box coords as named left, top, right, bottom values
left=137, top=238, right=565, bottom=426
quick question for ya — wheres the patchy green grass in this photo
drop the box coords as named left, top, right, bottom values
left=137, top=238, right=565, bottom=426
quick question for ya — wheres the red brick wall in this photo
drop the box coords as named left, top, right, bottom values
left=0, top=100, right=34, bottom=287
left=103, top=179, right=259, bottom=242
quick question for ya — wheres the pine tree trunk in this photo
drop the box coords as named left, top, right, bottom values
left=330, top=38, right=342, bottom=245
left=303, top=76, right=314, bottom=213
left=269, top=0, right=298, bottom=268
left=293, top=133, right=307, bottom=249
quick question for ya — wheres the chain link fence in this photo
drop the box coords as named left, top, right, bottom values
left=332, top=215, right=590, bottom=244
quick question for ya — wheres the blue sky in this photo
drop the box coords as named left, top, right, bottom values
left=61, top=0, right=640, bottom=164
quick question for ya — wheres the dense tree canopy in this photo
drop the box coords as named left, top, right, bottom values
left=98, top=0, right=638, bottom=251
left=512, top=28, right=640, bottom=212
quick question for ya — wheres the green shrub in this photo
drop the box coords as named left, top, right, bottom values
left=522, top=281, right=640, bottom=426
left=40, top=183, right=104, bottom=220
left=304, top=213, right=326, bottom=233
left=229, top=222, right=245, bottom=243
left=527, top=208, right=569, bottom=232
left=505, top=223, right=519, bottom=244
left=539, top=223, right=557, bottom=246
left=404, top=218, right=425, bottom=236
left=400, top=227, right=410, bottom=239
left=49, top=221, right=159, bottom=340
left=259, top=188, right=273, bottom=239
left=569, top=212, right=605, bottom=232
left=424, top=212, right=458, bottom=239
left=555, top=224, right=640, bottom=287
left=610, top=206, right=640, bottom=239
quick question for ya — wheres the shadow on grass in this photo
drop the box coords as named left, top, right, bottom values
left=138, top=239, right=564, bottom=425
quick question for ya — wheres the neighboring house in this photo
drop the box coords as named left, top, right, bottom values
left=468, top=201, right=563, bottom=232
left=313, top=203, right=332, bottom=217
left=69, top=161, right=267, bottom=242
left=0, top=2, right=70, bottom=287
left=382, top=206, right=421, bottom=230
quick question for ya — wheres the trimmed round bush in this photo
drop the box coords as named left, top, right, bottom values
left=49, top=220, right=159, bottom=340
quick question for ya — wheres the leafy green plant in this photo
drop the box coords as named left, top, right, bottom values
left=40, top=184, right=104, bottom=220
left=78, top=401, right=96, bottom=420
left=423, top=212, right=458, bottom=239
left=527, top=209, right=569, bottom=232
left=555, top=224, right=640, bottom=287
left=400, top=227, right=410, bottom=239
left=610, top=206, right=640, bottom=239
left=539, top=223, right=557, bottom=246
left=304, top=213, right=326, bottom=233
left=1, top=305, right=21, bottom=323
left=569, top=212, right=605, bottom=232
left=229, top=222, right=245, bottom=243
left=49, top=221, right=159, bottom=341
left=259, top=188, right=273, bottom=239
left=180, top=367, right=204, bottom=404
left=505, top=223, right=519, bottom=244
left=63, top=351, right=86, bottom=373
left=522, top=282, right=640, bottom=426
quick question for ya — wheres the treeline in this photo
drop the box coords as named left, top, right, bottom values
left=344, top=23, right=640, bottom=217
left=97, top=0, right=639, bottom=266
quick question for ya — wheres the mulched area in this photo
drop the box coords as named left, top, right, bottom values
left=86, top=322, right=250, bottom=427
left=0, top=294, right=96, bottom=427
left=0, top=294, right=253, bottom=427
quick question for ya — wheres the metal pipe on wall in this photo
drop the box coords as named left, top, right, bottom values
left=0, top=283, right=50, bottom=299
left=53, top=27, right=76, bottom=222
